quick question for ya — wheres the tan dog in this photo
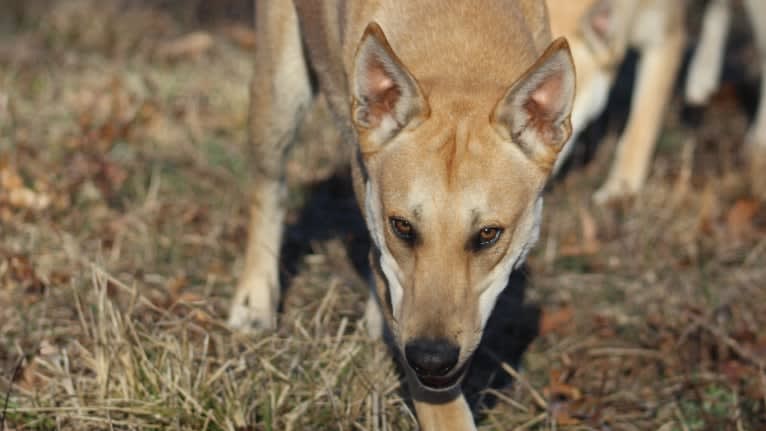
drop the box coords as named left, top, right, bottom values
left=227, top=1, right=575, bottom=428
left=547, top=0, right=766, bottom=202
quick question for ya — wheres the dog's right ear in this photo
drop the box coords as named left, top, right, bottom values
left=351, top=22, right=429, bottom=151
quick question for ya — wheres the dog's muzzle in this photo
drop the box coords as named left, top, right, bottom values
left=404, top=338, right=468, bottom=390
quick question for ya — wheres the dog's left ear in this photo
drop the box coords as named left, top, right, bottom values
left=351, top=22, right=429, bottom=151
left=491, top=38, right=576, bottom=171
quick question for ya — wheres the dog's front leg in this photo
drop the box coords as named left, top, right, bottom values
left=409, top=385, right=476, bottom=431
left=414, top=398, right=476, bottom=431
left=594, top=11, right=685, bottom=204
left=228, top=0, right=313, bottom=330
left=685, top=0, right=731, bottom=106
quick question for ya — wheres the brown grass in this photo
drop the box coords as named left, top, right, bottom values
left=1, top=1, right=765, bottom=430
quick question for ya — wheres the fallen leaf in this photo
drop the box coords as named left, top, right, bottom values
left=0, top=165, right=23, bottom=190
left=223, top=24, right=256, bottom=50
left=726, top=198, right=759, bottom=239
left=15, top=358, right=42, bottom=392
left=544, top=370, right=583, bottom=426
left=539, top=306, right=574, bottom=336
left=191, top=308, right=213, bottom=325
left=166, top=275, right=188, bottom=303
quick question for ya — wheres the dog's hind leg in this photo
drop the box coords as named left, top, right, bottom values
left=685, top=0, right=731, bottom=106
left=594, top=5, right=685, bottom=204
left=228, top=0, right=313, bottom=330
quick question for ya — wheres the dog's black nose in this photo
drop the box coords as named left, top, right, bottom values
left=404, top=338, right=460, bottom=377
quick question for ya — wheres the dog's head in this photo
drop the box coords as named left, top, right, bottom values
left=351, top=23, right=575, bottom=391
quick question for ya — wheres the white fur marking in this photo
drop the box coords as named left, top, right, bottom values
left=364, top=181, right=405, bottom=318
left=477, top=197, right=543, bottom=326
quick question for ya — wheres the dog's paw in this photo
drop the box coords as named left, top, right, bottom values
left=685, top=69, right=719, bottom=107
left=685, top=54, right=722, bottom=106
left=593, top=178, right=636, bottom=205
left=227, top=302, right=276, bottom=331
left=227, top=268, right=280, bottom=331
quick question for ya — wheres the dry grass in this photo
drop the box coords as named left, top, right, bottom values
left=2, top=1, right=766, bottom=430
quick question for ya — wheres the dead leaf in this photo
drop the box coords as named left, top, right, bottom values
left=544, top=370, right=583, bottom=426
left=539, top=306, right=574, bottom=336
left=223, top=25, right=256, bottom=50
left=15, top=358, right=42, bottom=392
left=5, top=255, right=46, bottom=303
left=0, top=165, right=23, bottom=189
left=726, top=198, right=759, bottom=239
left=166, top=275, right=188, bottom=303
left=16, top=341, right=61, bottom=392
left=191, top=308, right=213, bottom=325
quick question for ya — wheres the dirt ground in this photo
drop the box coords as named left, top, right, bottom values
left=1, top=1, right=765, bottom=430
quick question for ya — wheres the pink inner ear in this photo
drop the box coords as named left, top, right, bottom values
left=360, top=59, right=402, bottom=126
left=367, top=61, right=396, bottom=99
left=530, top=71, right=564, bottom=116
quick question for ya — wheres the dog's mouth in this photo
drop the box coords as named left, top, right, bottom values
left=414, top=360, right=470, bottom=391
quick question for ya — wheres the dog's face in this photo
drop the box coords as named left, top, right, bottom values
left=351, top=24, right=575, bottom=391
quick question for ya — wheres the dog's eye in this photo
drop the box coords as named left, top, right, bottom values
left=390, top=217, right=415, bottom=242
left=476, top=227, right=503, bottom=248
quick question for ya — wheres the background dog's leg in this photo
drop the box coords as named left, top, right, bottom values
left=228, top=0, right=313, bottom=330
left=685, top=0, right=731, bottom=106
left=744, top=0, right=766, bottom=197
left=594, top=16, right=685, bottom=204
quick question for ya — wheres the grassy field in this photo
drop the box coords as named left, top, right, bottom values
left=1, top=1, right=766, bottom=430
